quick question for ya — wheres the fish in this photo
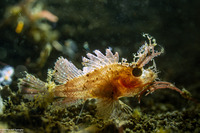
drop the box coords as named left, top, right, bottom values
left=18, top=34, right=185, bottom=119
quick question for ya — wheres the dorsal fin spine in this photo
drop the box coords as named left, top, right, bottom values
left=54, top=57, right=83, bottom=84
left=87, top=53, right=107, bottom=66
left=94, top=50, right=112, bottom=64
left=82, top=48, right=119, bottom=74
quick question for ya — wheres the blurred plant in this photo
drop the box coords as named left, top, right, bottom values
left=52, top=39, right=78, bottom=59
left=0, top=0, right=59, bottom=70
left=1, top=0, right=58, bottom=34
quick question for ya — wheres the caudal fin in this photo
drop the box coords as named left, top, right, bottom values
left=18, top=72, right=48, bottom=100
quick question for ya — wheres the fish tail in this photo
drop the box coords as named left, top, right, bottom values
left=18, top=72, right=49, bottom=100
left=96, top=99, right=132, bottom=120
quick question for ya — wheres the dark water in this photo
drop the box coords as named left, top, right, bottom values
left=0, top=0, right=199, bottom=132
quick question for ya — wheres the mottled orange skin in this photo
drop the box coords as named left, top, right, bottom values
left=20, top=36, right=187, bottom=119
left=53, top=63, right=157, bottom=103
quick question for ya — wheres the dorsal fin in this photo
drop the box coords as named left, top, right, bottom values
left=82, top=48, right=119, bottom=74
left=54, top=57, right=83, bottom=84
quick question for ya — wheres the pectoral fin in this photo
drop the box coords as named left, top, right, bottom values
left=96, top=99, right=132, bottom=120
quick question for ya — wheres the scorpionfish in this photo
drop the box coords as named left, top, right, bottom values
left=19, top=34, right=184, bottom=119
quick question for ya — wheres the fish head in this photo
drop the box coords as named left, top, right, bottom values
left=116, top=65, right=157, bottom=97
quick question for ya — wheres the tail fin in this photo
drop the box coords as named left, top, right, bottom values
left=96, top=99, right=132, bottom=120
left=18, top=72, right=48, bottom=100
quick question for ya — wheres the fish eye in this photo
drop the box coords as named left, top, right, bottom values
left=132, top=67, right=142, bottom=77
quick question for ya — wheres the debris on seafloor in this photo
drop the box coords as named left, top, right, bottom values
left=0, top=96, right=4, bottom=115
left=0, top=63, right=14, bottom=115
left=18, top=34, right=192, bottom=126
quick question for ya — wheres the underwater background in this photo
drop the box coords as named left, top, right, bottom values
left=0, top=0, right=200, bottom=132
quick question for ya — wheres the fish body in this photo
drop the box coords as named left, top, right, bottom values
left=19, top=34, right=184, bottom=119
left=54, top=63, right=155, bottom=101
